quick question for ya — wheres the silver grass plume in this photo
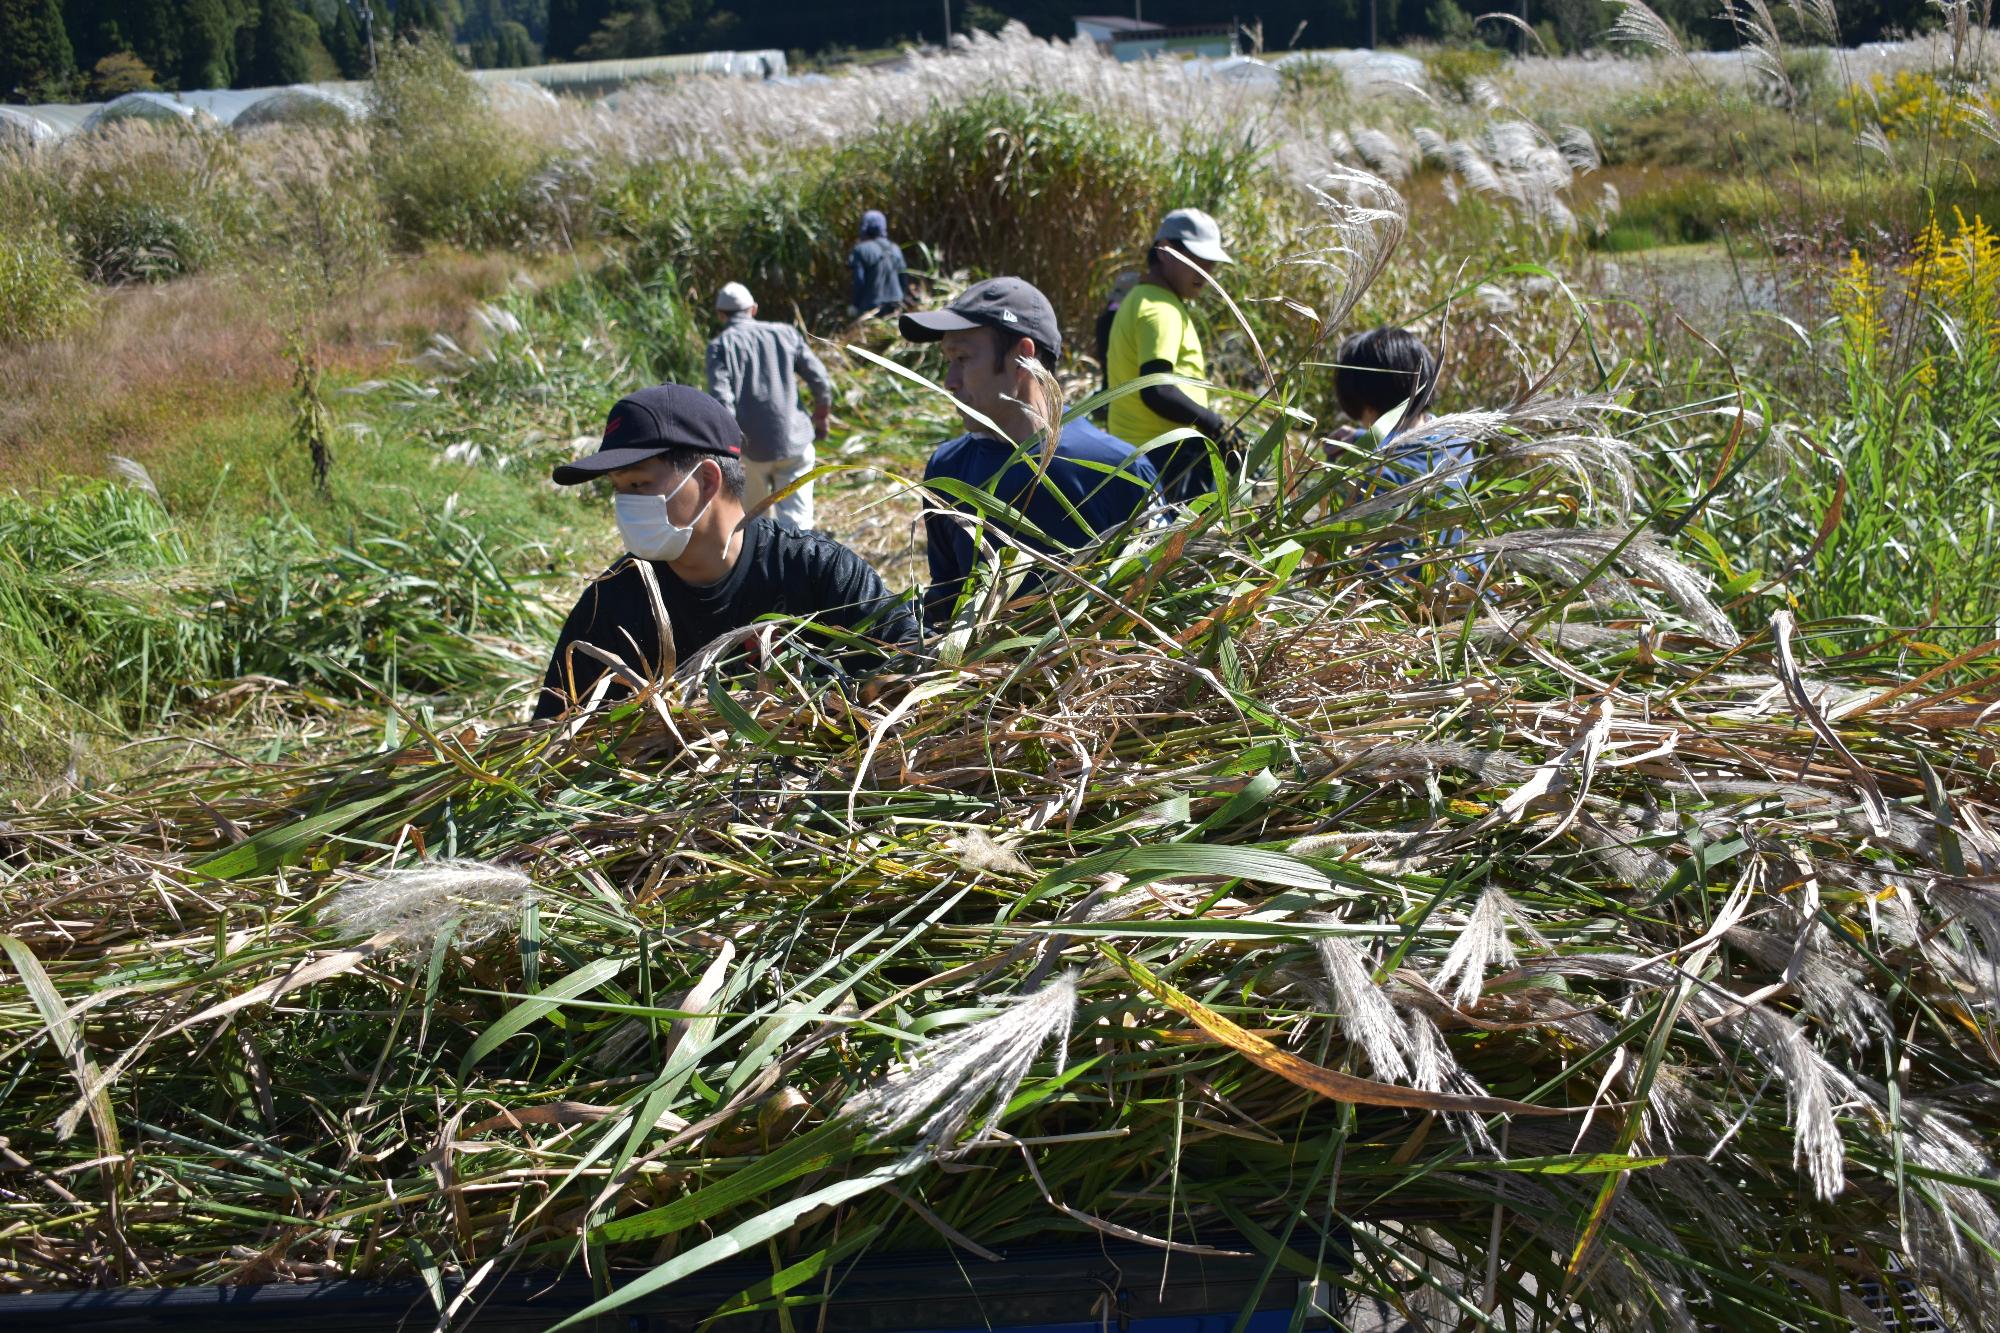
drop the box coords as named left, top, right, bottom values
left=1724, top=0, right=1791, bottom=102
left=1411, top=126, right=1448, bottom=164
left=106, top=455, right=159, bottom=498
left=1898, top=1099, right=2000, bottom=1308
left=1711, top=1003, right=1849, bottom=1200
left=321, top=858, right=533, bottom=950
left=1294, top=167, right=1407, bottom=334
left=1787, top=0, right=1840, bottom=41
left=1556, top=125, right=1602, bottom=173
left=1312, top=929, right=1411, bottom=1081
left=1928, top=877, right=2000, bottom=1007
left=1402, top=1008, right=1497, bottom=1152
left=1605, top=0, right=1686, bottom=58
left=843, top=973, right=1076, bottom=1152
left=1469, top=528, right=1740, bottom=645
left=1349, top=127, right=1411, bottom=181
left=1486, top=433, right=1642, bottom=517
left=1448, top=139, right=1504, bottom=196
left=1723, top=925, right=1887, bottom=1050
left=1432, top=886, right=1541, bottom=1007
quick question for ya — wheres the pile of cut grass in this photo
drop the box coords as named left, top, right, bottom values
left=4, top=301, right=1998, bottom=1332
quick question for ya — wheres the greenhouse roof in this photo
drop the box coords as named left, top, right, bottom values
left=9, top=50, right=786, bottom=143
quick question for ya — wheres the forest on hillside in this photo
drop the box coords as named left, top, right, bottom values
left=0, top=0, right=1964, bottom=103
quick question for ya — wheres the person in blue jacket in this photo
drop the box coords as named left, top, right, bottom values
left=1329, top=325, right=1482, bottom=579
left=900, top=276, right=1160, bottom=630
left=848, top=209, right=908, bottom=318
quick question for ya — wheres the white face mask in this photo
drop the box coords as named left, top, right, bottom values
left=614, top=469, right=710, bottom=563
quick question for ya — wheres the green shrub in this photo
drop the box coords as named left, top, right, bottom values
left=1421, top=44, right=1505, bottom=104
left=615, top=90, right=1265, bottom=351
left=0, top=478, right=564, bottom=779
left=368, top=35, right=541, bottom=250
left=1279, top=56, right=1347, bottom=103
left=1590, top=83, right=1795, bottom=170
left=1770, top=47, right=1832, bottom=109
left=1590, top=177, right=1761, bottom=249
left=57, top=123, right=252, bottom=282
left=0, top=208, right=90, bottom=344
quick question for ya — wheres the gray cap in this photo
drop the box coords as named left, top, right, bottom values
left=1154, top=207, right=1233, bottom=265
left=899, top=276, right=1063, bottom=361
left=715, top=281, right=755, bottom=311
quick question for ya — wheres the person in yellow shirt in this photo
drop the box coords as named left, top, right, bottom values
left=1104, top=207, right=1243, bottom=502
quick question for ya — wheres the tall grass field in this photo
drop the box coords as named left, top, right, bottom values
left=2, top=14, right=1999, bottom=1330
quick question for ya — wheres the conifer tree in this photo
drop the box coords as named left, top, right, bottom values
left=1, top=0, right=78, bottom=101
left=322, top=0, right=368, bottom=76
left=180, top=0, right=238, bottom=88
left=247, top=0, right=314, bottom=84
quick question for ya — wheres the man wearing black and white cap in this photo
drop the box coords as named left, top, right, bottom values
left=1103, top=207, right=1244, bottom=503
left=705, top=281, right=832, bottom=529
left=901, top=276, right=1158, bottom=631
left=534, top=384, right=917, bottom=719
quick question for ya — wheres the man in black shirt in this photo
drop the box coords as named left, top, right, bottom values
left=535, top=384, right=919, bottom=720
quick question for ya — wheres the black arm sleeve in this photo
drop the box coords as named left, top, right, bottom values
left=1136, top=358, right=1227, bottom=439
left=533, top=560, right=660, bottom=720
left=535, top=579, right=612, bottom=720
left=813, top=542, right=923, bottom=664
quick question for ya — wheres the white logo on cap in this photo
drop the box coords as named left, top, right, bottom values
left=1000, top=309, right=1018, bottom=322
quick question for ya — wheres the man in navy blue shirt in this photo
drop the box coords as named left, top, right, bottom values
left=900, top=277, right=1160, bottom=630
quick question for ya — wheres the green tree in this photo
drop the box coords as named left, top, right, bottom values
left=656, top=0, right=734, bottom=50
left=80, top=0, right=191, bottom=91
left=546, top=0, right=609, bottom=57
left=471, top=18, right=535, bottom=66
left=247, top=0, right=316, bottom=84
left=179, top=0, right=239, bottom=89
left=321, top=1, right=368, bottom=76
left=1, top=0, right=77, bottom=101
left=576, top=2, right=661, bottom=58
left=493, top=18, right=534, bottom=63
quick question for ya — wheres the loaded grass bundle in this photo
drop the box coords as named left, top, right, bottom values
left=2, top=172, right=1998, bottom=1331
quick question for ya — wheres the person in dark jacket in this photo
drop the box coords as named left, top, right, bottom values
left=848, top=209, right=908, bottom=318
left=901, top=277, right=1159, bottom=631
left=535, top=385, right=918, bottom=719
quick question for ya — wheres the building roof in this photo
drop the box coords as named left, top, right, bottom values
left=1074, top=16, right=1167, bottom=34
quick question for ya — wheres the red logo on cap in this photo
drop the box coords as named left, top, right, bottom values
left=605, top=416, right=625, bottom=436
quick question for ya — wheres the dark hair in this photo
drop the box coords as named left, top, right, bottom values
left=988, top=325, right=1060, bottom=375
left=1333, top=326, right=1438, bottom=423
left=658, top=446, right=747, bottom=500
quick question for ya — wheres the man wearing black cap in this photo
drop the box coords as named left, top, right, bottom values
left=901, top=276, right=1159, bottom=631
left=534, top=384, right=919, bottom=720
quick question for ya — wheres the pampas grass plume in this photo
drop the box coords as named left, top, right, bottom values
left=322, top=857, right=533, bottom=950
left=844, top=973, right=1076, bottom=1152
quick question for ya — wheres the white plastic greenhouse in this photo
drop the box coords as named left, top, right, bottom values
left=7, top=50, right=786, bottom=144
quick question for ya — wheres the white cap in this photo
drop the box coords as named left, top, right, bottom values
left=1154, top=207, right=1233, bottom=265
left=716, top=281, right=755, bottom=312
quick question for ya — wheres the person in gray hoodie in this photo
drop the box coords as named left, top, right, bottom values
left=704, top=281, right=833, bottom=529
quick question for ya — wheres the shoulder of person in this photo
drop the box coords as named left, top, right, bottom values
left=763, top=517, right=870, bottom=572
left=569, top=553, right=643, bottom=603
left=1131, top=287, right=1185, bottom=325
left=1058, top=417, right=1136, bottom=459
left=923, top=431, right=990, bottom=479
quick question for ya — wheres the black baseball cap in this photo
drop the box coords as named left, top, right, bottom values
left=900, top=276, right=1063, bottom=361
left=551, top=384, right=743, bottom=485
